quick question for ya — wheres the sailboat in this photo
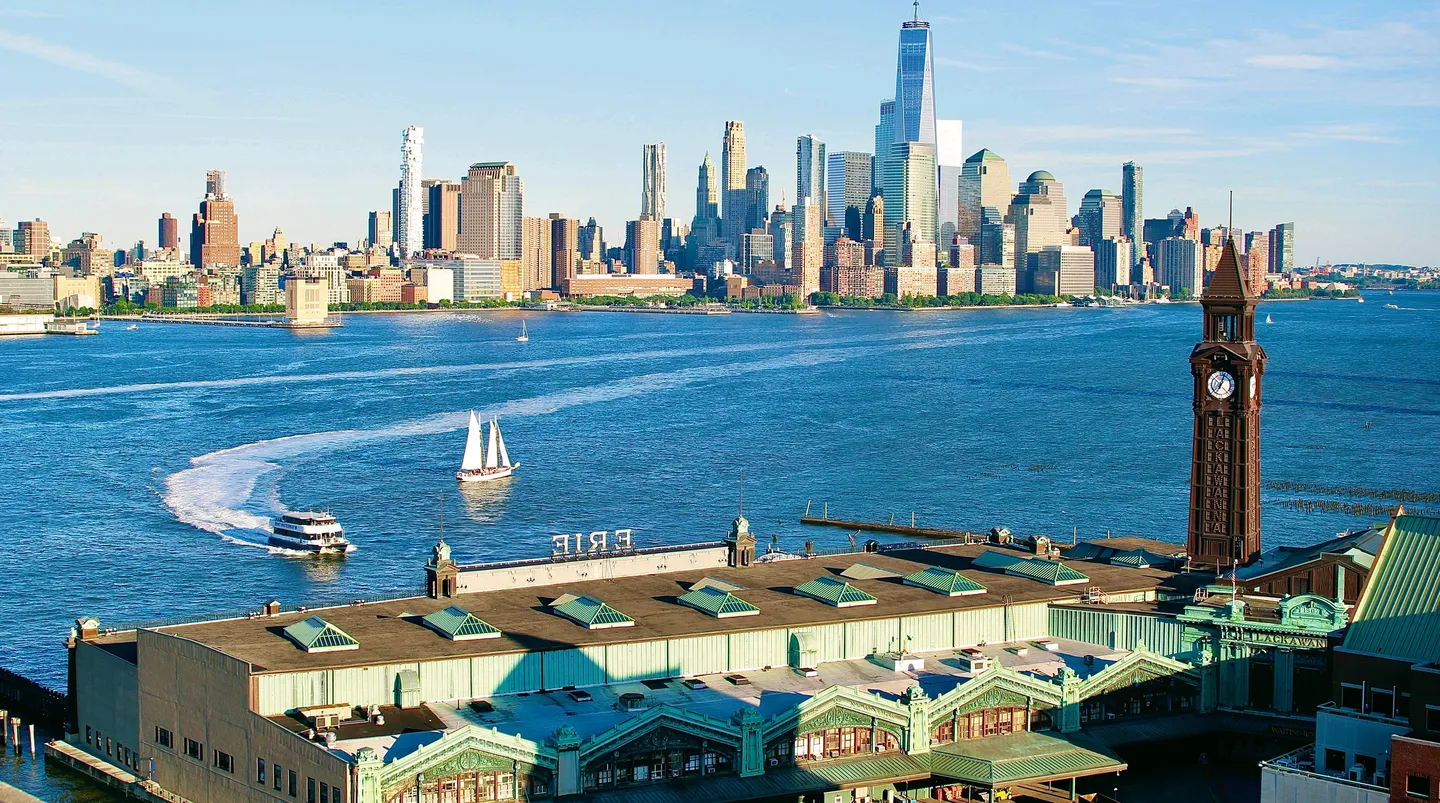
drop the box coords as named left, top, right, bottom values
left=1265, top=313, right=1273, bottom=324
left=516, top=320, right=529, bottom=343
left=456, top=411, right=519, bottom=483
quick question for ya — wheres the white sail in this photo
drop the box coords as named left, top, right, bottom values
left=494, top=419, right=511, bottom=467
left=459, top=411, right=485, bottom=471
left=484, top=419, right=500, bottom=469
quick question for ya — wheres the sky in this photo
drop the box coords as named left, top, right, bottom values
left=1, top=1, right=1437, bottom=266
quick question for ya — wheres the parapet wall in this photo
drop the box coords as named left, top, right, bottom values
left=455, top=543, right=730, bottom=594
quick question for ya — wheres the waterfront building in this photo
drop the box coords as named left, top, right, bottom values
left=744, top=167, right=769, bottom=233
left=873, top=99, right=896, bottom=194
left=1187, top=237, right=1266, bottom=567
left=549, top=215, right=579, bottom=290
left=1076, top=189, right=1121, bottom=247
left=447, top=258, right=503, bottom=302
left=240, top=263, right=280, bottom=306
left=190, top=171, right=240, bottom=268
left=792, top=198, right=823, bottom=297
left=721, top=121, right=747, bottom=251
left=425, top=181, right=461, bottom=252
left=947, top=238, right=976, bottom=274
left=738, top=231, right=773, bottom=274
left=1009, top=172, right=1069, bottom=286
left=641, top=143, right=666, bottom=221
left=1245, top=230, right=1270, bottom=294
left=893, top=8, right=937, bottom=149
left=1158, top=237, right=1203, bottom=297
left=1031, top=245, right=1095, bottom=297
left=826, top=152, right=874, bottom=242
left=368, top=210, right=393, bottom=250
left=398, top=126, right=424, bottom=257
left=821, top=236, right=867, bottom=294
left=284, top=276, right=328, bottom=324
left=936, top=120, right=963, bottom=248
left=1094, top=238, right=1132, bottom=290
left=624, top=217, right=661, bottom=275
left=1122, top=162, right=1142, bottom=269
left=562, top=273, right=692, bottom=297
left=976, top=263, right=1017, bottom=295
left=797, top=135, right=826, bottom=223
left=404, top=266, right=454, bottom=304
left=459, top=162, right=523, bottom=260
left=158, top=213, right=179, bottom=251
left=521, top=217, right=551, bottom=291
left=884, top=141, right=938, bottom=253
left=1270, top=222, right=1294, bottom=274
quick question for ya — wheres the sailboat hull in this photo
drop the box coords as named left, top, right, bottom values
left=456, top=462, right=520, bottom=483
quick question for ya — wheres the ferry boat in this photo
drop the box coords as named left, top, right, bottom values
left=456, top=411, right=518, bottom=483
left=269, top=512, right=352, bottom=554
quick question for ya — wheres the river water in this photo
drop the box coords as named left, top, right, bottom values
left=1, top=293, right=1437, bottom=798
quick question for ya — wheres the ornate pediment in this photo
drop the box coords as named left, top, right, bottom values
left=800, top=707, right=877, bottom=733
left=1279, top=594, right=1348, bottom=631
left=764, top=685, right=911, bottom=742
left=1075, top=649, right=1198, bottom=701
left=928, top=665, right=1062, bottom=721
left=579, top=705, right=740, bottom=764
left=377, top=726, right=556, bottom=788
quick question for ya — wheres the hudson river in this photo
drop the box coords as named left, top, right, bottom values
left=2, top=294, right=1438, bottom=797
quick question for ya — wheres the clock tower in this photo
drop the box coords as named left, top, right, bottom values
left=1188, top=237, right=1266, bottom=569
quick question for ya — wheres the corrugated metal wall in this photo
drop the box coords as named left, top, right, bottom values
left=1048, top=606, right=1187, bottom=657
left=254, top=603, right=1073, bottom=715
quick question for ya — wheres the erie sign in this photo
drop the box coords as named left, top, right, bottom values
left=552, top=529, right=635, bottom=557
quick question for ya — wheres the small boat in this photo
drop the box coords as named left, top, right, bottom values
left=1357, top=296, right=1365, bottom=304
left=126, top=324, right=138, bottom=331
left=269, top=511, right=352, bottom=554
left=1265, top=314, right=1273, bottom=324
left=1389, top=290, right=1395, bottom=295
left=456, top=411, right=519, bottom=483
left=1384, top=303, right=1400, bottom=310
left=516, top=321, right=529, bottom=343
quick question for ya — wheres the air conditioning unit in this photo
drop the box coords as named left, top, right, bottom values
left=1348, top=765, right=1364, bottom=782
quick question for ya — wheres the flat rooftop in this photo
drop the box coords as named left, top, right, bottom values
left=98, top=543, right=1198, bottom=674
left=326, top=637, right=1129, bottom=763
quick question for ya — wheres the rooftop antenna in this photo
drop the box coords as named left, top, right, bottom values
left=914, top=0, right=920, bottom=22
left=1228, top=190, right=1234, bottom=232
left=738, top=471, right=744, bottom=517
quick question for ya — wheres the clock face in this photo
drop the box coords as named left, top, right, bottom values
left=1207, top=370, right=1236, bottom=400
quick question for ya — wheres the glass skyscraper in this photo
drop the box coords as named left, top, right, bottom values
left=894, top=15, right=936, bottom=148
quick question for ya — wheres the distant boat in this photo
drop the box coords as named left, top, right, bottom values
left=456, top=411, right=518, bottom=483
left=1384, top=303, right=1400, bottom=310
left=1389, top=290, right=1395, bottom=295
left=126, top=324, right=138, bottom=331
left=1357, top=296, right=1365, bottom=304
left=1265, top=314, right=1273, bottom=325
left=516, top=320, right=529, bottom=343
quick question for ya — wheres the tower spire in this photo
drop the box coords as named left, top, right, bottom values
left=914, top=0, right=920, bottom=22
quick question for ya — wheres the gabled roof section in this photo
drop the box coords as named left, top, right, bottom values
left=1108, top=549, right=1173, bottom=569
left=903, top=566, right=988, bottom=597
left=1343, top=513, right=1440, bottom=663
left=677, top=585, right=760, bottom=618
left=1204, top=237, right=1253, bottom=301
left=1238, top=526, right=1384, bottom=581
left=421, top=605, right=501, bottom=641
left=282, top=616, right=359, bottom=653
left=688, top=576, right=745, bottom=593
left=793, top=575, right=877, bottom=607
left=549, top=593, right=634, bottom=630
left=972, top=550, right=1090, bottom=586
left=841, top=563, right=902, bottom=581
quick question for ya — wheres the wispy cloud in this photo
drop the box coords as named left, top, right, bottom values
left=1292, top=124, right=1403, bottom=144
left=1245, top=54, right=1335, bottom=70
left=0, top=29, right=174, bottom=93
left=1000, top=42, right=1075, bottom=61
left=935, top=56, right=999, bottom=72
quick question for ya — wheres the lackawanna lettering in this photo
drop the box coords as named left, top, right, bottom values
left=550, top=529, right=634, bottom=556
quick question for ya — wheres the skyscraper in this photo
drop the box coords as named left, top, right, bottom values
left=369, top=210, right=393, bottom=249
left=792, top=198, right=823, bottom=296
left=1159, top=237, right=1203, bottom=296
left=18, top=219, right=49, bottom=258
left=863, top=194, right=885, bottom=266
left=721, top=121, right=747, bottom=250
left=1076, top=189, right=1121, bottom=247
left=884, top=142, right=938, bottom=253
left=625, top=217, right=661, bottom=275
left=745, top=167, right=770, bottom=233
left=521, top=217, right=551, bottom=291
left=935, top=120, right=964, bottom=249
left=695, top=153, right=719, bottom=223
left=190, top=170, right=240, bottom=268
left=894, top=9, right=937, bottom=149
left=873, top=99, right=896, bottom=194
left=826, top=152, right=873, bottom=241
left=425, top=181, right=461, bottom=252
left=578, top=218, right=603, bottom=263
left=1122, top=162, right=1143, bottom=268
left=459, top=162, right=523, bottom=260
left=398, top=126, right=424, bottom=258
left=158, top=213, right=178, bottom=251
left=1270, top=222, right=1294, bottom=273
left=796, top=135, right=826, bottom=219
left=550, top=215, right=579, bottom=288
left=1009, top=170, right=1068, bottom=278
left=768, top=206, right=791, bottom=269
left=641, top=143, right=666, bottom=221
left=958, top=149, right=1011, bottom=243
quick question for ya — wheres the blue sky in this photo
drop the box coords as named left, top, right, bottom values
left=1, top=1, right=1437, bottom=266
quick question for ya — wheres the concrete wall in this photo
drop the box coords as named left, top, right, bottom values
left=137, top=630, right=351, bottom=802
left=1260, top=766, right=1388, bottom=803
left=455, top=545, right=730, bottom=593
left=255, top=601, right=1055, bottom=715
left=73, top=641, right=139, bottom=770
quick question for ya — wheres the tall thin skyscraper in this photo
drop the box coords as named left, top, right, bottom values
left=190, top=170, right=239, bottom=267
left=158, top=213, right=178, bottom=251
left=459, top=162, right=523, bottom=260
left=1122, top=162, right=1143, bottom=268
left=885, top=142, right=938, bottom=252
left=721, top=121, right=747, bottom=249
left=894, top=9, right=937, bottom=149
left=796, top=135, right=826, bottom=218
left=695, top=153, right=719, bottom=222
left=425, top=181, right=461, bottom=252
left=745, top=166, right=770, bottom=232
left=399, top=126, right=424, bottom=257
left=873, top=100, right=896, bottom=194
left=641, top=143, right=666, bottom=221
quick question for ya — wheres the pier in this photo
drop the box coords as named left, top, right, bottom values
left=799, top=502, right=988, bottom=542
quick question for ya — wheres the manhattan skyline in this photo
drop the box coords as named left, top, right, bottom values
left=1, top=1, right=1437, bottom=265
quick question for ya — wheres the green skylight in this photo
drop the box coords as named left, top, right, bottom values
left=677, top=586, right=760, bottom=618
left=793, top=576, right=877, bottom=608
left=903, top=567, right=988, bottom=597
left=549, top=593, right=635, bottom=630
left=421, top=605, right=501, bottom=641
left=282, top=616, right=359, bottom=653
left=972, top=550, right=1090, bottom=587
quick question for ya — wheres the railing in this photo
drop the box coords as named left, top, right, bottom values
left=109, top=587, right=428, bottom=633
left=1259, top=744, right=1388, bottom=793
